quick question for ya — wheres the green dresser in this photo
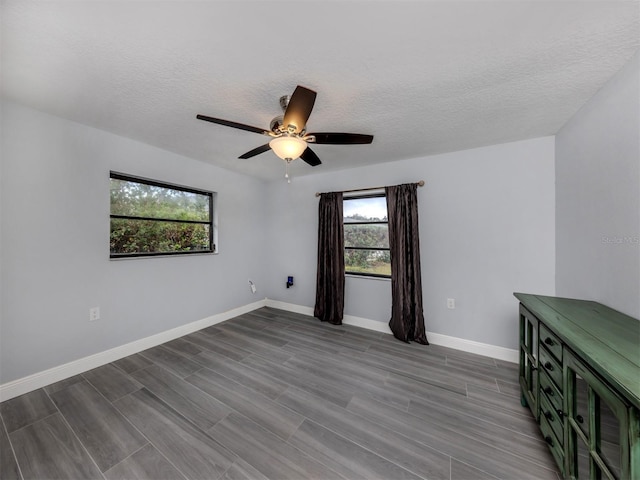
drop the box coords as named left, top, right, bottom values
left=515, top=293, right=640, bottom=479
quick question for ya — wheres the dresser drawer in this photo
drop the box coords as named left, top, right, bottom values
left=539, top=345, right=562, bottom=389
left=539, top=323, right=562, bottom=362
left=540, top=391, right=564, bottom=443
left=540, top=412, right=565, bottom=476
left=539, top=369, right=563, bottom=413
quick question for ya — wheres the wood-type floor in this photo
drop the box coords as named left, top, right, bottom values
left=1, top=307, right=560, bottom=480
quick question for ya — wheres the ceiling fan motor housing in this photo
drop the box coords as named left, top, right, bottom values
left=276, top=94, right=302, bottom=134
left=279, top=95, right=290, bottom=112
left=270, top=115, right=284, bottom=133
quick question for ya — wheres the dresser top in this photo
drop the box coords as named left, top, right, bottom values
left=514, top=293, right=640, bottom=409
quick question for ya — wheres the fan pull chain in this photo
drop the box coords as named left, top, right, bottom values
left=284, top=159, right=292, bottom=183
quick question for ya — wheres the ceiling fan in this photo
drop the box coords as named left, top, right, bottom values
left=196, top=85, right=374, bottom=170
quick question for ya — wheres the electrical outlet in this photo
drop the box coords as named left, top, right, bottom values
left=248, top=280, right=257, bottom=294
left=89, top=306, right=100, bottom=321
left=447, top=298, right=455, bottom=309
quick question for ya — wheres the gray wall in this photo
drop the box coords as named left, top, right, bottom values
left=556, top=52, right=640, bottom=318
left=0, top=101, right=268, bottom=384
left=264, top=137, right=556, bottom=350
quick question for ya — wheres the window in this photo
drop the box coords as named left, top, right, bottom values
left=343, top=193, right=390, bottom=277
left=110, top=172, right=216, bottom=258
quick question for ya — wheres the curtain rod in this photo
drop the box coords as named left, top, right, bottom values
left=315, top=180, right=424, bottom=197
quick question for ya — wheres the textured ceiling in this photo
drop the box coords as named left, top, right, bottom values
left=2, top=1, right=639, bottom=181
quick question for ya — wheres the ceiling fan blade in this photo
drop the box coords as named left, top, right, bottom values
left=307, top=132, right=374, bottom=145
left=282, top=86, right=317, bottom=134
left=196, top=115, right=268, bottom=135
left=300, top=147, right=321, bottom=166
left=239, top=143, right=272, bottom=159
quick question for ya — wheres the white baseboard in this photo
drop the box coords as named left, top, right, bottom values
left=264, top=299, right=314, bottom=317
left=265, top=299, right=518, bottom=363
left=263, top=299, right=390, bottom=333
left=1, top=297, right=517, bottom=401
left=426, top=332, right=519, bottom=363
left=0, top=299, right=267, bottom=402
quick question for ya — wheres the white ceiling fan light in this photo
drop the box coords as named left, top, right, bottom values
left=269, top=134, right=307, bottom=161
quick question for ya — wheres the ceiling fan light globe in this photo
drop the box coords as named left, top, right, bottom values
left=269, top=135, right=307, bottom=160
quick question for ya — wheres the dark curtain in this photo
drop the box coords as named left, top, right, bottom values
left=314, top=192, right=345, bottom=325
left=386, top=183, right=428, bottom=344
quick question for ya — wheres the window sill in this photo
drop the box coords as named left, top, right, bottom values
left=110, top=251, right=218, bottom=260
left=345, top=273, right=391, bottom=282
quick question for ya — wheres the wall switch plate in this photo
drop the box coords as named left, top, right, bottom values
left=89, top=307, right=100, bottom=321
left=447, top=298, right=455, bottom=309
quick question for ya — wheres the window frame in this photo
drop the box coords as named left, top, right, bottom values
left=109, top=171, right=215, bottom=259
left=343, top=192, right=391, bottom=279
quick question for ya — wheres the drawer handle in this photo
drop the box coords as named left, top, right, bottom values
left=576, top=415, right=584, bottom=424
left=544, top=386, right=554, bottom=396
left=544, top=337, right=555, bottom=346
left=544, top=435, right=554, bottom=446
left=544, top=411, right=554, bottom=422
left=544, top=361, right=554, bottom=371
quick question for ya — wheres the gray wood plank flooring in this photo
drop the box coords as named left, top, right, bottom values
left=9, top=413, right=103, bottom=479
left=130, top=365, right=232, bottom=430
left=82, top=364, right=143, bottom=402
left=0, top=307, right=560, bottom=479
left=0, top=414, right=21, bottom=480
left=103, top=443, right=186, bottom=480
left=114, top=388, right=236, bottom=479
left=49, top=380, right=147, bottom=472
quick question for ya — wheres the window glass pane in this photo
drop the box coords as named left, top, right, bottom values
left=344, top=197, right=387, bottom=222
left=576, top=432, right=591, bottom=478
left=344, top=194, right=390, bottom=278
left=345, top=249, right=391, bottom=276
left=598, top=396, right=621, bottom=479
left=111, top=178, right=210, bottom=222
left=344, top=224, right=389, bottom=248
left=575, top=374, right=590, bottom=436
left=110, top=218, right=210, bottom=255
